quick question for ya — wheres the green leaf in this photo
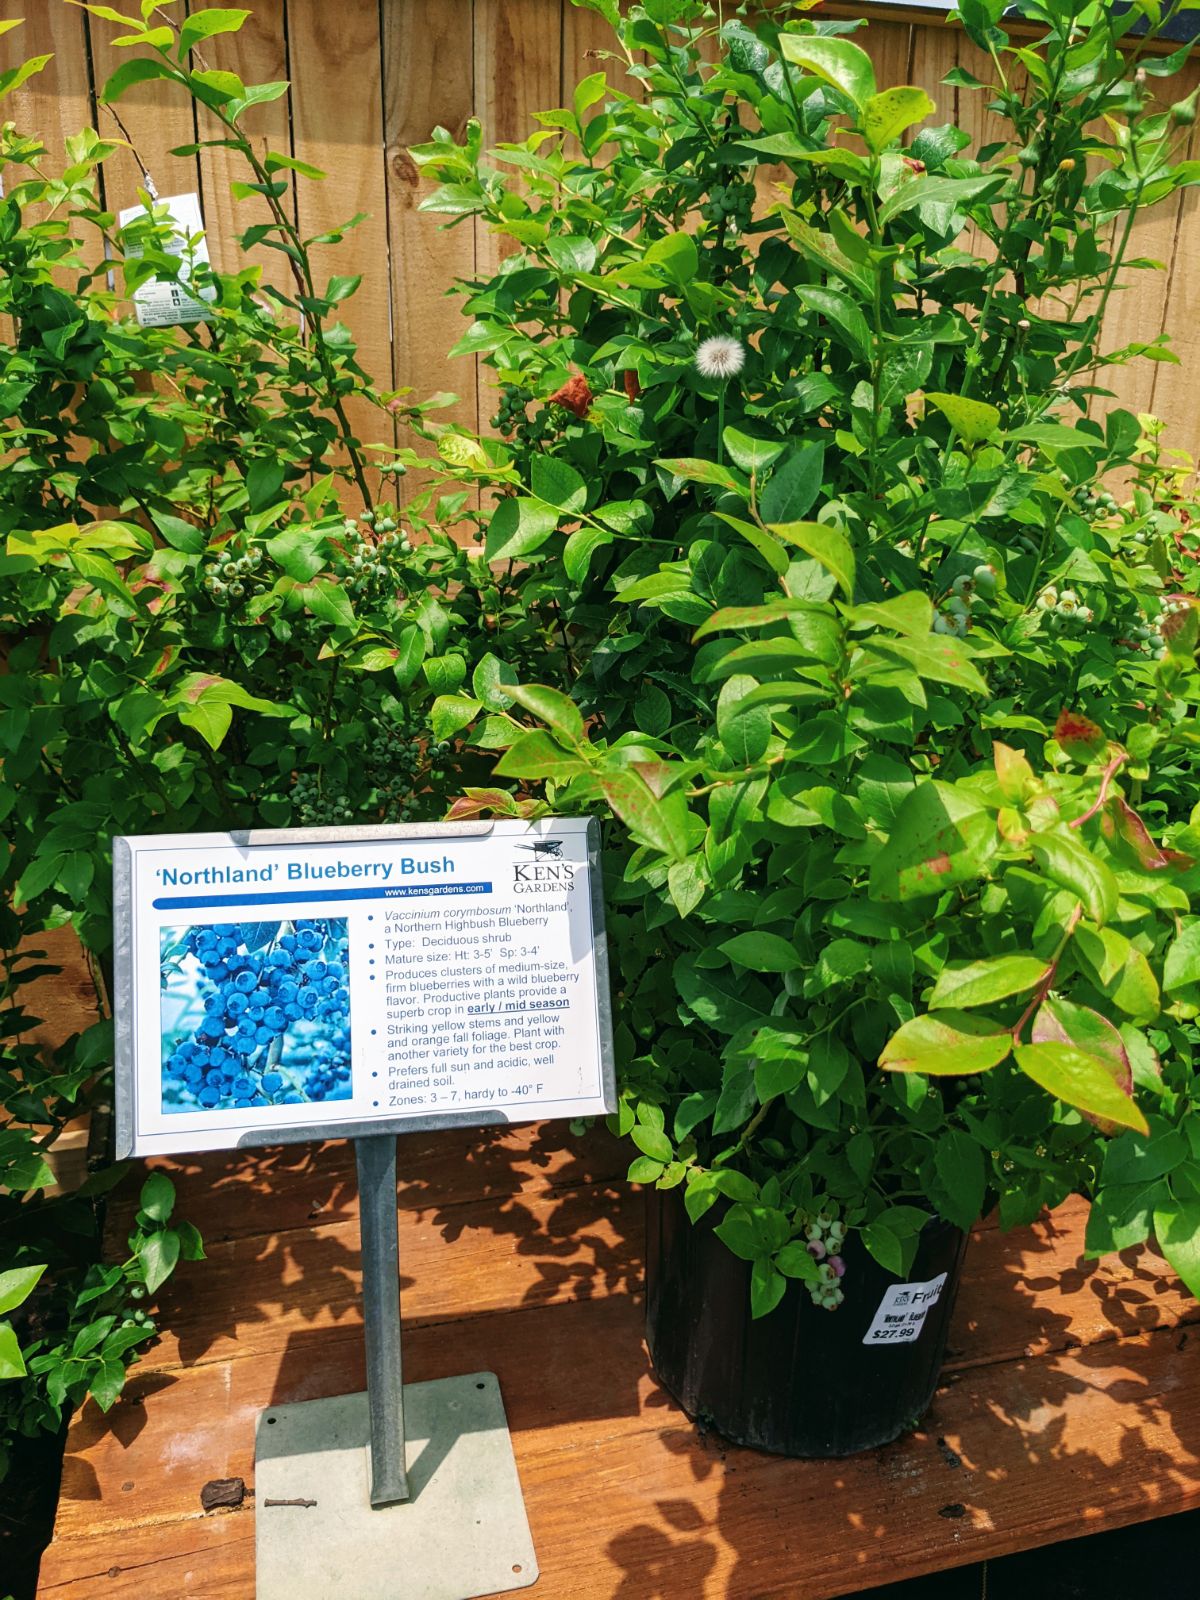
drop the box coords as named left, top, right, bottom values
left=768, top=519, right=855, bottom=601
left=139, top=1172, right=175, bottom=1224
left=88, top=1357, right=128, bottom=1413
left=776, top=1241, right=820, bottom=1282
left=862, top=86, right=935, bottom=152
left=631, top=1124, right=673, bottom=1163
left=794, top=285, right=871, bottom=361
left=1164, top=922, right=1200, bottom=996
left=758, top=442, right=825, bottom=523
left=100, top=56, right=178, bottom=104
left=642, top=231, right=699, bottom=286
left=138, top=1229, right=181, bottom=1295
left=494, top=730, right=587, bottom=781
left=507, top=683, right=584, bottom=744
left=179, top=7, right=250, bottom=57
left=654, top=456, right=742, bottom=493
left=717, top=674, right=771, bottom=764
left=530, top=454, right=587, bottom=513
left=925, top=391, right=1001, bottom=443
left=868, top=633, right=990, bottom=696
left=719, top=931, right=800, bottom=973
left=861, top=1221, right=905, bottom=1276
left=0, top=1265, right=45, bottom=1316
left=1029, top=832, right=1118, bottom=926
left=1154, top=1201, right=1200, bottom=1299
left=933, top=1130, right=985, bottom=1230
left=484, top=496, right=560, bottom=562
left=929, top=954, right=1048, bottom=1010
left=779, top=33, right=877, bottom=109
left=870, top=781, right=997, bottom=901
left=880, top=1010, right=1013, bottom=1075
left=842, top=592, right=933, bottom=638
left=305, top=579, right=356, bottom=633
left=692, top=597, right=820, bottom=641
left=627, top=1155, right=665, bottom=1184
left=722, top=428, right=785, bottom=476
left=1032, top=996, right=1134, bottom=1133
left=471, top=653, right=518, bottom=711
left=1014, top=1043, right=1149, bottom=1134
left=715, top=513, right=789, bottom=578
left=675, top=957, right=767, bottom=1035
left=563, top=524, right=613, bottom=583
left=750, top=1258, right=787, bottom=1319
left=599, top=769, right=689, bottom=861
left=392, top=625, right=425, bottom=688
left=877, top=171, right=1005, bottom=226
left=431, top=694, right=482, bottom=742
left=0, top=1322, right=27, bottom=1380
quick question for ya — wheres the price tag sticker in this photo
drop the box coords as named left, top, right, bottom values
left=862, top=1272, right=948, bottom=1345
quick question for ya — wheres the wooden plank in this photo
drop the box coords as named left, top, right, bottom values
left=1144, top=62, right=1200, bottom=444
left=187, top=0, right=294, bottom=298
left=112, top=1120, right=627, bottom=1244
left=116, top=1177, right=642, bottom=1372
left=472, top=0, right=564, bottom=437
left=23, top=926, right=101, bottom=1054
left=40, top=1294, right=1200, bottom=1598
left=0, top=2, right=94, bottom=176
left=285, top=0, right=392, bottom=495
left=86, top=12, right=201, bottom=223
left=382, top=0, right=479, bottom=511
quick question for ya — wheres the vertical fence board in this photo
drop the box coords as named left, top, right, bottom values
left=1143, top=62, right=1200, bottom=447
left=472, top=0, right=564, bottom=434
left=382, top=0, right=478, bottom=453
left=86, top=14, right=201, bottom=218
left=285, top=0, right=392, bottom=491
left=186, top=0, right=294, bottom=298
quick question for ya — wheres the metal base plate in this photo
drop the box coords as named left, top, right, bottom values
left=254, top=1373, right=538, bottom=1600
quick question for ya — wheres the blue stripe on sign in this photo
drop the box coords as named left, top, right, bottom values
left=151, top=881, right=494, bottom=910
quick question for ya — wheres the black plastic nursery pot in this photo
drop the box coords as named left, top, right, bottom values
left=644, top=1186, right=969, bottom=1458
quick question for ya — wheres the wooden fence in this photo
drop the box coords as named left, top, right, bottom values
left=4, top=1, right=1200, bottom=460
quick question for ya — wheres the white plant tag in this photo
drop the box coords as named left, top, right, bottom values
left=118, top=192, right=217, bottom=327
left=862, top=1271, right=948, bottom=1346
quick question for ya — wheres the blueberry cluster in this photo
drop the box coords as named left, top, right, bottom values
left=161, top=919, right=351, bottom=1111
left=290, top=712, right=440, bottom=827
left=203, top=543, right=265, bottom=605
left=1079, top=484, right=1120, bottom=520
left=1036, top=584, right=1096, bottom=629
left=803, top=1215, right=847, bottom=1311
left=932, top=564, right=997, bottom=637
left=1117, top=597, right=1188, bottom=659
left=492, top=382, right=556, bottom=446
left=700, top=180, right=754, bottom=235
left=336, top=510, right=410, bottom=603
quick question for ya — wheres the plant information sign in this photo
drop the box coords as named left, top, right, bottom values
left=113, top=818, right=613, bottom=1158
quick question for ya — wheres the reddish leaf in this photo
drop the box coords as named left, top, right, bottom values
left=1032, top=995, right=1132, bottom=1135
left=993, top=740, right=1035, bottom=802
left=547, top=373, right=593, bottom=419
left=445, top=787, right=522, bottom=821
left=1054, top=708, right=1106, bottom=763
left=1101, top=797, right=1195, bottom=873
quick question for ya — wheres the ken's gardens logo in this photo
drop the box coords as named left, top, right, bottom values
left=512, top=838, right=577, bottom=891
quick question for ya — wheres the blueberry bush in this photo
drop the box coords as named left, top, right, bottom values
left=0, top=2, right=527, bottom=1472
left=417, top=0, right=1200, bottom=1315
left=161, top=920, right=351, bottom=1111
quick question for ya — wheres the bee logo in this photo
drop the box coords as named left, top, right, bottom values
left=516, top=839, right=564, bottom=858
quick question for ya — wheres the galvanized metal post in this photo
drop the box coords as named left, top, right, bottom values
left=355, top=1135, right=409, bottom=1507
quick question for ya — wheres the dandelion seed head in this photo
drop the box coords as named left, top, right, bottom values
left=695, top=335, right=745, bottom=380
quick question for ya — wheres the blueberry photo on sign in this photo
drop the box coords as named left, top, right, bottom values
left=159, top=919, right=351, bottom=1112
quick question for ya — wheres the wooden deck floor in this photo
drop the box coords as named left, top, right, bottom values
left=37, top=1123, right=1200, bottom=1599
